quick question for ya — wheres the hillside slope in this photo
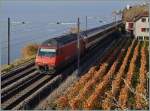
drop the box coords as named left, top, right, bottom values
left=122, top=4, right=149, bottom=21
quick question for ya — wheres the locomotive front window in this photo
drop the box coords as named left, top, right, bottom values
left=38, top=48, right=56, bottom=57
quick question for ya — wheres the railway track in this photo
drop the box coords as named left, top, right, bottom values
left=1, top=60, right=34, bottom=81
left=1, top=35, right=121, bottom=110
left=1, top=66, right=36, bottom=88
left=2, top=73, right=54, bottom=109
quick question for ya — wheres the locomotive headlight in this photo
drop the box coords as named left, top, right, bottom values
left=36, top=62, right=41, bottom=65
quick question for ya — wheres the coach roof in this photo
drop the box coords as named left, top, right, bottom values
left=42, top=33, right=77, bottom=46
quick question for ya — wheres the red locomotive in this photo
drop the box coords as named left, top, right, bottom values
left=35, top=33, right=85, bottom=74
left=35, top=21, right=122, bottom=74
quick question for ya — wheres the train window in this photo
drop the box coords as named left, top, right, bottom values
left=42, top=39, right=57, bottom=46
left=38, top=48, right=56, bottom=57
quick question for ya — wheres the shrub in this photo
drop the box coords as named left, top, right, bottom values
left=21, top=43, right=39, bottom=58
left=1, top=43, right=38, bottom=74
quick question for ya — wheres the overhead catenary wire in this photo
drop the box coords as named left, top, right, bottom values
left=1, top=27, right=72, bottom=46
left=4, top=20, right=78, bottom=32
left=1, top=22, right=76, bottom=45
left=1, top=18, right=106, bottom=45
left=1, top=28, right=74, bottom=49
left=1, top=18, right=113, bottom=49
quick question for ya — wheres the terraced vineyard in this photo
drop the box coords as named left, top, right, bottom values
left=54, top=38, right=149, bottom=110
